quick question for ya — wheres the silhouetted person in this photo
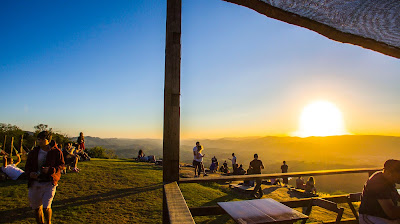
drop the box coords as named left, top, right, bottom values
left=296, top=176, right=305, bottom=189
left=281, top=161, right=288, bottom=185
left=359, top=160, right=400, bottom=223
left=249, top=154, right=264, bottom=198
left=192, top=142, right=200, bottom=176
left=305, top=176, right=317, bottom=195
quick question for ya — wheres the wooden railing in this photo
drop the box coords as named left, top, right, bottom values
left=165, top=168, right=381, bottom=223
left=179, top=167, right=382, bottom=183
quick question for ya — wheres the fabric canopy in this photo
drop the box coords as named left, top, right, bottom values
left=224, top=0, right=400, bottom=58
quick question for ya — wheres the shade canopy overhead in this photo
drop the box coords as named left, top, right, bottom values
left=224, top=0, right=400, bottom=59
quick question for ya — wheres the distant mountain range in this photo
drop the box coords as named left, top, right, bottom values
left=82, top=135, right=400, bottom=167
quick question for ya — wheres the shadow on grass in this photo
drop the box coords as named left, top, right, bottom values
left=0, top=179, right=27, bottom=188
left=0, top=184, right=163, bottom=223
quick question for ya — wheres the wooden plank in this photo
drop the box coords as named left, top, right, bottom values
left=164, top=182, right=195, bottom=224
left=323, top=218, right=359, bottom=224
left=179, top=168, right=382, bottom=183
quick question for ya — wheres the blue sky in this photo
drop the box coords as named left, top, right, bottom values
left=1, top=0, right=399, bottom=139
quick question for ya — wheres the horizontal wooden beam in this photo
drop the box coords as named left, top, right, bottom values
left=179, top=167, right=381, bottom=184
left=189, top=193, right=362, bottom=216
left=164, top=182, right=195, bottom=224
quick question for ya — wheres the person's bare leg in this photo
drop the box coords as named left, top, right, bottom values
left=44, top=208, right=52, bottom=224
left=34, top=206, right=45, bottom=224
left=73, top=157, right=78, bottom=169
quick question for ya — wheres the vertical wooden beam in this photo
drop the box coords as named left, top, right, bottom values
left=163, top=0, right=181, bottom=223
left=10, top=137, right=14, bottom=156
left=3, top=135, right=6, bottom=153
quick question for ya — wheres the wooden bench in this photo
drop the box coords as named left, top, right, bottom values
left=164, top=182, right=195, bottom=224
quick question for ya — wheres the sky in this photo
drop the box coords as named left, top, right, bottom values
left=1, top=0, right=399, bottom=139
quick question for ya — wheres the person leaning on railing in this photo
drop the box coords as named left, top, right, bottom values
left=359, top=159, right=400, bottom=224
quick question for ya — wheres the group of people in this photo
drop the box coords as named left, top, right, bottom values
left=1, top=131, right=90, bottom=224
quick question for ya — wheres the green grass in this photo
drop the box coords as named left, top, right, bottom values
left=0, top=159, right=360, bottom=223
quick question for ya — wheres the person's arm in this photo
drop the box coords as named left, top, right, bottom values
left=14, top=154, right=21, bottom=166
left=378, top=199, right=400, bottom=219
left=260, top=161, right=264, bottom=169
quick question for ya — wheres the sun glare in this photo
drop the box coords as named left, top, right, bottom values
left=294, top=101, right=348, bottom=137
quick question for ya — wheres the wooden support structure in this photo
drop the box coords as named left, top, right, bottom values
left=179, top=167, right=382, bottom=184
left=164, top=182, right=195, bottom=224
left=3, top=135, right=6, bottom=152
left=163, top=0, right=181, bottom=222
left=10, top=137, right=14, bottom=156
left=190, top=192, right=361, bottom=224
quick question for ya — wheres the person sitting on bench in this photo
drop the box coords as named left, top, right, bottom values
left=359, top=160, right=400, bottom=224
left=296, top=176, right=305, bottom=189
left=304, top=176, right=317, bottom=194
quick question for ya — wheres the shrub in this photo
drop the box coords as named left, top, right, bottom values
left=86, top=146, right=117, bottom=159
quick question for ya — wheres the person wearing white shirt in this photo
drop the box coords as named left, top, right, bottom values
left=2, top=154, right=26, bottom=180
left=193, top=142, right=200, bottom=177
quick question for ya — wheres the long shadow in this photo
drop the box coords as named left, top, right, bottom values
left=0, top=179, right=27, bottom=188
left=0, top=184, right=163, bottom=223
left=262, top=186, right=280, bottom=195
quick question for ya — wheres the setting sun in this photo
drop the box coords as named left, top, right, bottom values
left=293, top=101, right=349, bottom=137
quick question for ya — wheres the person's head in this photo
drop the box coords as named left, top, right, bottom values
left=383, top=159, right=400, bottom=184
left=283, top=161, right=286, bottom=164
left=80, top=132, right=84, bottom=136
left=138, top=149, right=143, bottom=155
left=308, top=176, right=315, bottom=184
left=254, top=154, right=258, bottom=159
left=197, top=145, right=203, bottom=152
left=232, top=153, right=235, bottom=156
left=239, top=164, right=243, bottom=168
left=196, top=141, right=199, bottom=146
left=37, top=131, right=52, bottom=147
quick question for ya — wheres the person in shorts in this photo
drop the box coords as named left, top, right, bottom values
left=25, top=131, right=65, bottom=224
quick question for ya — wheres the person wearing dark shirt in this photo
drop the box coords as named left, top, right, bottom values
left=249, top=154, right=264, bottom=198
left=281, top=161, right=288, bottom=185
left=359, top=159, right=400, bottom=224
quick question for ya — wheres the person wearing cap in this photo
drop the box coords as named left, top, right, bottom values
left=359, top=159, right=400, bottom=223
left=25, top=131, right=65, bottom=224
left=249, top=153, right=264, bottom=198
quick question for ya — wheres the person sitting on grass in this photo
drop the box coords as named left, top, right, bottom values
left=137, top=150, right=156, bottom=163
left=62, top=143, right=79, bottom=173
left=2, top=153, right=27, bottom=180
left=304, top=176, right=317, bottom=195
left=296, top=176, right=305, bottom=189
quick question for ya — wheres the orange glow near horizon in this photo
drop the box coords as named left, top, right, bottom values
left=293, top=101, right=349, bottom=137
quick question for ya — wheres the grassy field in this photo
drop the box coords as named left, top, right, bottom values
left=0, top=159, right=360, bottom=223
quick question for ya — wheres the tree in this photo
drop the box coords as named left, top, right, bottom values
left=86, top=146, right=117, bottom=159
left=34, top=124, right=52, bottom=133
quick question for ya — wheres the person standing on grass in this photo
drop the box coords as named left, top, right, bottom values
left=281, top=161, right=288, bottom=185
left=25, top=131, right=65, bottom=224
left=77, top=132, right=85, bottom=151
left=359, top=160, right=400, bottom=224
left=193, top=142, right=200, bottom=177
left=249, top=153, right=264, bottom=198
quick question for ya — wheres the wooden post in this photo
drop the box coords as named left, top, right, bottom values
left=10, top=137, right=14, bottom=156
left=3, top=135, right=6, bottom=152
left=20, top=135, right=24, bottom=154
left=163, top=0, right=182, bottom=223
